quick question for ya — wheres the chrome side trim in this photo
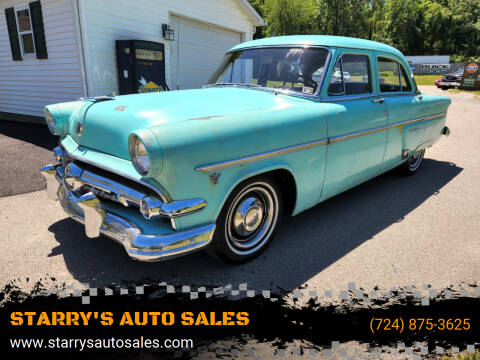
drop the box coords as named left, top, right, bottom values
left=328, top=124, right=386, bottom=144
left=195, top=112, right=447, bottom=172
left=140, top=196, right=207, bottom=219
left=195, top=138, right=329, bottom=172
left=387, top=112, right=447, bottom=128
left=329, top=112, right=447, bottom=143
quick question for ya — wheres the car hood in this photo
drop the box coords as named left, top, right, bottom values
left=70, top=87, right=303, bottom=160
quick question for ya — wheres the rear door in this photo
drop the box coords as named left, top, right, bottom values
left=376, top=54, right=424, bottom=171
left=320, top=50, right=388, bottom=201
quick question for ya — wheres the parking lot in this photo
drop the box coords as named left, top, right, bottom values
left=0, top=86, right=479, bottom=296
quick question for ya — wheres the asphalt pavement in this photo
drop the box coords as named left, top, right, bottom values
left=0, top=120, right=57, bottom=197
left=0, top=86, right=479, bottom=297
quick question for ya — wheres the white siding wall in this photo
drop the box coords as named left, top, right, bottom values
left=79, top=0, right=254, bottom=96
left=0, top=0, right=84, bottom=117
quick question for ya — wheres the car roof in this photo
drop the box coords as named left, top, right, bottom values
left=230, top=35, right=404, bottom=58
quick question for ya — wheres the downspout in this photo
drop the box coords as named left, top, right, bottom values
left=72, top=0, right=89, bottom=97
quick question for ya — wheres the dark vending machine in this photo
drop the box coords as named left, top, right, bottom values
left=116, top=40, right=168, bottom=95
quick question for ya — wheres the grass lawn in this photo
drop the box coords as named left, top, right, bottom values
left=442, top=351, right=480, bottom=360
left=414, top=74, right=441, bottom=86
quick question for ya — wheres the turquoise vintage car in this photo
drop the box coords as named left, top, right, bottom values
left=41, top=35, right=451, bottom=263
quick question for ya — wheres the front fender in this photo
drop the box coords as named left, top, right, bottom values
left=147, top=96, right=329, bottom=231
left=173, top=141, right=326, bottom=230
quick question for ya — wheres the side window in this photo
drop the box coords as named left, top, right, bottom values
left=400, top=65, right=412, bottom=92
left=328, top=58, right=344, bottom=95
left=328, top=54, right=371, bottom=96
left=378, top=57, right=401, bottom=92
left=378, top=57, right=412, bottom=93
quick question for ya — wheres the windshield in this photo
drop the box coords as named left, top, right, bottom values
left=207, top=47, right=329, bottom=95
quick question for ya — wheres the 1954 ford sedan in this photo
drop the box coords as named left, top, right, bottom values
left=41, top=35, right=451, bottom=264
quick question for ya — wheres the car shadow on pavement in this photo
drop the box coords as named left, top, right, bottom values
left=0, top=120, right=58, bottom=197
left=47, top=158, right=462, bottom=291
left=0, top=120, right=57, bottom=150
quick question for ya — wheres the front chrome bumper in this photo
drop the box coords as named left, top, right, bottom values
left=41, top=159, right=215, bottom=261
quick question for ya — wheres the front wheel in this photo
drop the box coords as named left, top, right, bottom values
left=398, top=149, right=425, bottom=175
left=207, top=176, right=283, bottom=264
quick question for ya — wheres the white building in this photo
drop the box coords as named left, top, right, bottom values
left=0, top=0, right=264, bottom=121
left=405, top=55, right=451, bottom=65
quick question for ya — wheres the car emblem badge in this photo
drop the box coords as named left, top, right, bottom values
left=76, top=122, right=83, bottom=136
left=209, top=172, right=221, bottom=185
left=115, top=105, right=127, bottom=111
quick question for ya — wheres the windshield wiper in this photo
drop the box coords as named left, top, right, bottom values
left=213, top=82, right=261, bottom=87
left=210, top=82, right=275, bottom=94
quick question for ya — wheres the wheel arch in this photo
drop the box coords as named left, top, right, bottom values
left=215, top=165, right=298, bottom=220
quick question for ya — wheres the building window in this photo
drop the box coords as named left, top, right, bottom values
left=4, top=1, right=47, bottom=61
left=16, top=7, right=35, bottom=56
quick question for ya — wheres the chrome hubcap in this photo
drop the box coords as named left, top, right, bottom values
left=225, top=183, right=278, bottom=255
left=409, top=150, right=424, bottom=170
left=233, top=197, right=264, bottom=236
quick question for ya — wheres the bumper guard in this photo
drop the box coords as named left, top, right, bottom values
left=41, top=162, right=215, bottom=261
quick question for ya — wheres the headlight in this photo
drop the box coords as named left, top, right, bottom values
left=129, top=135, right=150, bottom=175
left=45, top=108, right=56, bottom=135
left=44, top=105, right=70, bottom=136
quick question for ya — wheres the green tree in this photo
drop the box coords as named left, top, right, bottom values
left=251, top=0, right=480, bottom=60
left=370, top=0, right=425, bottom=54
left=316, top=0, right=370, bottom=38
left=248, top=0, right=266, bottom=38
left=446, top=0, right=480, bottom=61
left=260, top=0, right=317, bottom=36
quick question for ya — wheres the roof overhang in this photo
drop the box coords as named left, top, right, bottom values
left=235, top=0, right=265, bottom=26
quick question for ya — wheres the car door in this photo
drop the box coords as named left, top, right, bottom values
left=376, top=54, right=424, bottom=171
left=320, top=51, right=388, bottom=201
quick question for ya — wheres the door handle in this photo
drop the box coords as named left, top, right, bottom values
left=371, top=98, right=385, bottom=104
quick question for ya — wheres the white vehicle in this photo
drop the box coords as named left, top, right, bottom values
left=332, top=71, right=351, bottom=82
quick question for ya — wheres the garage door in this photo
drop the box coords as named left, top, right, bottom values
left=170, top=15, right=243, bottom=90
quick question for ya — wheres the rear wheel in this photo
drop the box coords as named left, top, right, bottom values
left=207, top=176, right=283, bottom=264
left=398, top=149, right=425, bottom=175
